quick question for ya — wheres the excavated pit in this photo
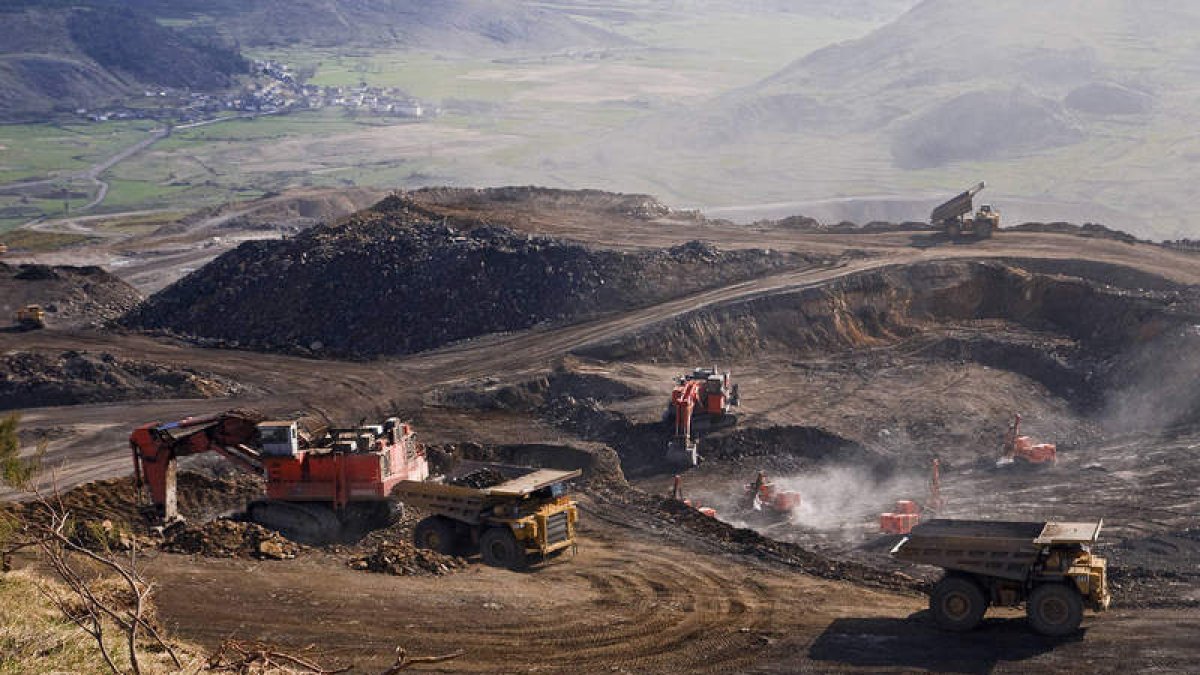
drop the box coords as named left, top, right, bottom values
left=576, top=260, right=1200, bottom=436
left=425, top=259, right=1200, bottom=604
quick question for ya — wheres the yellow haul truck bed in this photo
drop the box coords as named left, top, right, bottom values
left=893, top=519, right=1110, bottom=636
left=394, top=462, right=580, bottom=569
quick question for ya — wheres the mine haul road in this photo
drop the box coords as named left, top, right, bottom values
left=7, top=229, right=1200, bottom=492
left=4, top=229, right=1200, bottom=673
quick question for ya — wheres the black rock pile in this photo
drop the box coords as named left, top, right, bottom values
left=0, top=349, right=252, bottom=410
left=122, top=194, right=801, bottom=358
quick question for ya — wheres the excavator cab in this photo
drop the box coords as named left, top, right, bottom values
left=259, top=421, right=299, bottom=456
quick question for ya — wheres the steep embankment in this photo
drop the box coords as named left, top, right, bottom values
left=123, top=190, right=813, bottom=358
left=577, top=259, right=1200, bottom=433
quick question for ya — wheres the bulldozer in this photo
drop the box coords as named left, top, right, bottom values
left=131, top=411, right=429, bottom=542
left=930, top=182, right=999, bottom=239
left=14, top=304, right=46, bottom=330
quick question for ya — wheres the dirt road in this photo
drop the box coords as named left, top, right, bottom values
left=8, top=230, right=1200, bottom=490
left=146, top=497, right=1199, bottom=674
left=6, top=220, right=1200, bottom=672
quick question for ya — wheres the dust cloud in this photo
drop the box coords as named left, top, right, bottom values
left=695, top=464, right=928, bottom=534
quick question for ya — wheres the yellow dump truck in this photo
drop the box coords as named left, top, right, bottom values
left=892, top=519, right=1110, bottom=636
left=15, top=304, right=46, bottom=330
left=394, top=462, right=579, bottom=569
left=931, top=182, right=999, bottom=239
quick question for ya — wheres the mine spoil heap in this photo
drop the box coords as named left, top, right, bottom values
left=3, top=263, right=142, bottom=326
left=122, top=193, right=799, bottom=358
left=0, top=349, right=249, bottom=410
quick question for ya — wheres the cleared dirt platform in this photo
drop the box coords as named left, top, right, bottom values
left=5, top=189, right=1200, bottom=671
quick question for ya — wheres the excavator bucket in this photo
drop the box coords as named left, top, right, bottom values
left=666, top=438, right=699, bottom=467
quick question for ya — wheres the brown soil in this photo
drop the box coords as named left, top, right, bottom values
left=6, top=190, right=1200, bottom=672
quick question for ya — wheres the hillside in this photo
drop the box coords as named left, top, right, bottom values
left=582, top=0, right=1200, bottom=239
left=0, top=0, right=625, bottom=119
left=71, top=0, right=627, bottom=51
left=0, top=5, right=245, bottom=120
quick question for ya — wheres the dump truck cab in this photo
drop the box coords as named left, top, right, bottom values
left=396, top=462, right=580, bottom=569
left=893, top=519, right=1109, bottom=636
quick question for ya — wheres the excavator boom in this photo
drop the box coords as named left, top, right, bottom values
left=130, top=411, right=266, bottom=521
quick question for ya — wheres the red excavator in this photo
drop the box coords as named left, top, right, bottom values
left=130, top=410, right=429, bottom=542
left=665, top=367, right=739, bottom=466
left=997, top=413, right=1057, bottom=467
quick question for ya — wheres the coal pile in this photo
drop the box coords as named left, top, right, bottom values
left=123, top=192, right=805, bottom=358
left=0, top=349, right=254, bottom=411
left=164, top=519, right=305, bottom=560
left=348, top=541, right=468, bottom=576
left=2, top=263, right=141, bottom=327
left=448, top=467, right=507, bottom=489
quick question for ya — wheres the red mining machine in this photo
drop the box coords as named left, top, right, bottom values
left=130, top=410, right=429, bottom=542
left=997, top=413, right=1057, bottom=467
left=670, top=475, right=717, bottom=518
left=743, top=470, right=802, bottom=519
left=665, top=366, right=739, bottom=467
left=880, top=458, right=944, bottom=535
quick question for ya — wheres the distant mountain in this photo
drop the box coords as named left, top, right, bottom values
left=743, top=0, right=1198, bottom=167
left=0, top=0, right=627, bottom=120
left=540, top=1, right=917, bottom=23
left=586, top=0, right=1200, bottom=238
left=0, top=5, right=246, bottom=120
left=82, top=0, right=628, bottom=50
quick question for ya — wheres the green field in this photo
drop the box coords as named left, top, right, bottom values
left=0, top=121, right=158, bottom=184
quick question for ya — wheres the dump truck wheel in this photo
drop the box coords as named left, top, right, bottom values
left=946, top=221, right=962, bottom=239
left=930, top=576, right=988, bottom=632
left=413, top=516, right=459, bottom=555
left=479, top=527, right=525, bottom=569
left=1026, top=583, right=1083, bottom=636
left=975, top=219, right=993, bottom=239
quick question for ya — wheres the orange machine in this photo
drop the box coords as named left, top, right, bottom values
left=131, top=411, right=429, bottom=541
left=999, top=413, right=1057, bottom=466
left=744, top=471, right=802, bottom=518
left=670, top=475, right=717, bottom=518
left=880, top=458, right=943, bottom=535
left=665, top=367, right=739, bottom=466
